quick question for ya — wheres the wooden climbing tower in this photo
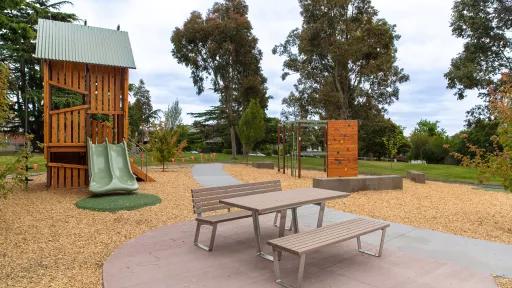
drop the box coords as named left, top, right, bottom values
left=35, top=19, right=150, bottom=189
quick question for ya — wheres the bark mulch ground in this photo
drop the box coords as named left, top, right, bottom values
left=224, top=164, right=512, bottom=287
left=0, top=166, right=198, bottom=288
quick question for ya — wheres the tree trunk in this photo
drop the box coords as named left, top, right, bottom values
left=333, top=61, right=350, bottom=119
left=19, top=60, right=28, bottom=133
left=224, top=83, right=237, bottom=159
left=230, top=125, right=237, bottom=159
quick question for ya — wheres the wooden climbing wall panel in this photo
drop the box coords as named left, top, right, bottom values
left=88, top=65, right=124, bottom=115
left=327, top=120, right=358, bottom=177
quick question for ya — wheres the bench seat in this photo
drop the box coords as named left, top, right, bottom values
left=267, top=218, right=389, bottom=288
left=196, top=210, right=253, bottom=224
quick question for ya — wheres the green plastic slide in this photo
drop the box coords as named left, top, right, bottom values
left=87, top=138, right=139, bottom=194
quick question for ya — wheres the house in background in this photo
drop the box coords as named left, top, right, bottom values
left=0, top=133, right=27, bottom=153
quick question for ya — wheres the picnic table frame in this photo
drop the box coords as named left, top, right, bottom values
left=220, top=188, right=349, bottom=260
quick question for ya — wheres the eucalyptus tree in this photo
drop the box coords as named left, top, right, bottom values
left=445, top=0, right=511, bottom=100
left=129, top=79, right=160, bottom=142
left=273, top=0, right=409, bottom=120
left=171, top=0, right=268, bottom=158
left=164, top=99, right=182, bottom=131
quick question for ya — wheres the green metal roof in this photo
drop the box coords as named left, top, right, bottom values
left=35, top=19, right=136, bottom=69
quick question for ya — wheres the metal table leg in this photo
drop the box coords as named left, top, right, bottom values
left=317, top=202, right=325, bottom=228
left=291, top=207, right=299, bottom=233
left=252, top=211, right=274, bottom=261
left=278, top=208, right=287, bottom=237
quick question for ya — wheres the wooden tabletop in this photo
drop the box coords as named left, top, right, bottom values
left=219, top=187, right=349, bottom=214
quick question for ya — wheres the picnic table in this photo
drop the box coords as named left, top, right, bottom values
left=220, top=187, right=349, bottom=260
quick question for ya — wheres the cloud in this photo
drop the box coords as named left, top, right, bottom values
left=62, top=0, right=482, bottom=135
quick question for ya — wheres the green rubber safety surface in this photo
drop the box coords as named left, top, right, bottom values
left=75, top=193, right=161, bottom=212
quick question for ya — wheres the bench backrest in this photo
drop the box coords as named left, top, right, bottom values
left=191, top=180, right=281, bottom=215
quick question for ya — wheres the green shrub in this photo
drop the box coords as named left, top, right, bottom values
left=0, top=135, right=33, bottom=198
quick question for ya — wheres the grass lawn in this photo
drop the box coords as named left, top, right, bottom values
left=0, top=152, right=47, bottom=173
left=168, top=152, right=501, bottom=185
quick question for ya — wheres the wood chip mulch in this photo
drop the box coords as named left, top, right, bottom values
left=224, top=164, right=512, bottom=287
left=0, top=166, right=199, bottom=288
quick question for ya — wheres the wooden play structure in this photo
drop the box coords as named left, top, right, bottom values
left=277, top=120, right=358, bottom=178
left=35, top=19, right=152, bottom=189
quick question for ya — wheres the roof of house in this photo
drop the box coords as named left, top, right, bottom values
left=35, top=19, right=136, bottom=69
left=205, top=137, right=224, bottom=144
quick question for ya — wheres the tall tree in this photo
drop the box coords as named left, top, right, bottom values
left=163, top=99, right=182, bottom=130
left=445, top=0, right=511, bottom=100
left=238, top=99, right=265, bottom=157
left=129, top=79, right=159, bottom=142
left=0, top=1, right=77, bottom=142
left=273, top=0, right=409, bottom=120
left=171, top=0, right=268, bottom=158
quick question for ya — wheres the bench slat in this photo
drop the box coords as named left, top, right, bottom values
left=196, top=210, right=253, bottom=224
left=192, top=180, right=281, bottom=214
left=193, top=187, right=281, bottom=205
left=192, top=180, right=280, bottom=194
left=268, top=218, right=389, bottom=255
left=196, top=204, right=234, bottom=213
left=273, top=220, right=384, bottom=248
left=291, top=223, right=387, bottom=252
left=273, top=218, right=368, bottom=246
left=192, top=183, right=281, bottom=198
left=271, top=220, right=376, bottom=250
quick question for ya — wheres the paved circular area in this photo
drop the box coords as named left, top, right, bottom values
left=103, top=214, right=496, bottom=288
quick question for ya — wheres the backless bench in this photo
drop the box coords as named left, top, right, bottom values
left=268, top=218, right=390, bottom=288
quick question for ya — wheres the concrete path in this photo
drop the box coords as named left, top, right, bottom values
left=191, top=163, right=240, bottom=187
left=191, top=163, right=512, bottom=278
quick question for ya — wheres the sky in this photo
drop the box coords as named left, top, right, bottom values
left=62, top=0, right=484, bottom=135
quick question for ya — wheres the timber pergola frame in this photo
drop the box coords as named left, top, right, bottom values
left=277, top=120, right=328, bottom=179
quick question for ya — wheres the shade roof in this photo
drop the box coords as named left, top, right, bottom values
left=35, top=19, right=136, bottom=69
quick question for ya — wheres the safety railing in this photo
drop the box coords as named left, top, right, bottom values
left=126, top=138, right=149, bottom=180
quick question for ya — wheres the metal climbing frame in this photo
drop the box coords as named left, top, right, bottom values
left=277, top=120, right=328, bottom=178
